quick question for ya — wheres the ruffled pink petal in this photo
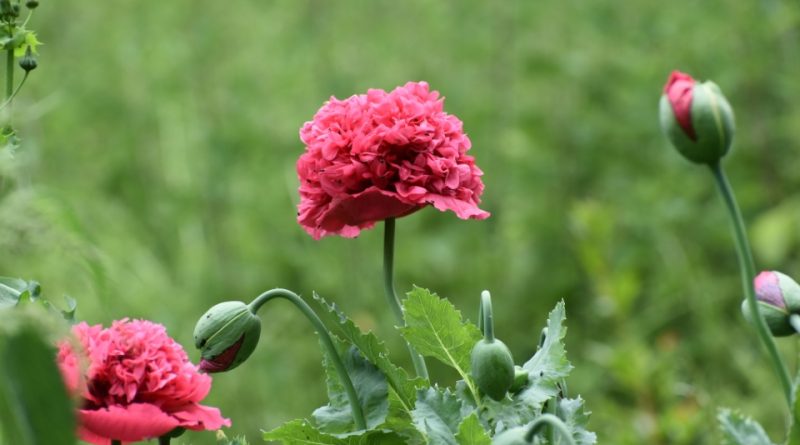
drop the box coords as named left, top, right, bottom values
left=299, top=187, right=423, bottom=240
left=171, top=403, right=232, bottom=431
left=79, top=404, right=180, bottom=443
left=427, top=195, right=490, bottom=220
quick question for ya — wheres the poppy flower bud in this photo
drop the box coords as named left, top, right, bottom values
left=742, top=271, right=800, bottom=337
left=25, top=0, right=38, bottom=9
left=194, top=301, right=261, bottom=372
left=659, top=71, right=735, bottom=165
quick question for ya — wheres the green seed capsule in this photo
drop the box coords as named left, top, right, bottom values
left=471, top=338, right=515, bottom=401
left=26, top=0, right=39, bottom=9
left=194, top=301, right=261, bottom=372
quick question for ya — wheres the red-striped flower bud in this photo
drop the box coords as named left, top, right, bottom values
left=659, top=71, right=735, bottom=165
left=742, top=271, right=800, bottom=336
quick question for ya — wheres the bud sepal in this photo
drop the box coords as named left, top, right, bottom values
left=194, top=301, right=261, bottom=373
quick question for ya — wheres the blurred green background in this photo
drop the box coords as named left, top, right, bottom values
left=2, top=0, right=800, bottom=443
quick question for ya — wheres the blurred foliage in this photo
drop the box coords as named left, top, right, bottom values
left=2, top=0, right=800, bottom=443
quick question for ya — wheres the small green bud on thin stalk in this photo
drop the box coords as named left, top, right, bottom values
left=194, top=301, right=261, bottom=373
left=25, top=0, right=38, bottom=9
left=659, top=71, right=735, bottom=165
left=19, top=47, right=36, bottom=72
left=470, top=291, right=515, bottom=401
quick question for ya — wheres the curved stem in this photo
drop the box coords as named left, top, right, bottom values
left=383, top=218, right=429, bottom=379
left=790, top=314, right=800, bottom=335
left=248, top=288, right=367, bottom=430
left=710, top=162, right=792, bottom=406
left=480, top=290, right=494, bottom=342
left=523, top=413, right=576, bottom=445
left=0, top=71, right=28, bottom=111
left=5, top=45, right=12, bottom=101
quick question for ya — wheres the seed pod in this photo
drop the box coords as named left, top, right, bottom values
left=471, top=291, right=515, bottom=401
left=26, top=0, right=39, bottom=9
left=194, top=301, right=261, bottom=372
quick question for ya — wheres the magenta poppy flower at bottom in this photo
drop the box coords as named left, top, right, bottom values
left=57, top=319, right=230, bottom=445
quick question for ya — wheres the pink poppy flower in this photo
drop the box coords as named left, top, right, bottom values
left=57, top=319, right=230, bottom=444
left=297, top=81, right=490, bottom=239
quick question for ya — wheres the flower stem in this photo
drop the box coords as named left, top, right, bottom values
left=5, top=45, right=13, bottom=102
left=710, top=161, right=792, bottom=406
left=111, top=441, right=121, bottom=445
left=523, top=413, right=576, bottom=445
left=248, top=288, right=367, bottom=430
left=383, top=218, right=429, bottom=380
left=158, top=436, right=171, bottom=445
left=480, top=291, right=494, bottom=342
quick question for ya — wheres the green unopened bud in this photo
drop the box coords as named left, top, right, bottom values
left=659, top=71, right=735, bottom=165
left=19, top=47, right=36, bottom=72
left=742, top=271, right=800, bottom=337
left=25, top=0, right=38, bottom=9
left=194, top=301, right=261, bottom=372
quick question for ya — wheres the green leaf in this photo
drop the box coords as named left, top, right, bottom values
left=455, top=413, right=491, bottom=445
left=382, top=392, right=426, bottom=445
left=314, top=293, right=424, bottom=412
left=482, top=302, right=572, bottom=432
left=522, top=301, right=572, bottom=380
left=411, top=387, right=470, bottom=445
left=0, top=278, right=22, bottom=308
left=263, top=419, right=402, bottom=444
left=264, top=419, right=349, bottom=444
left=718, top=409, right=775, bottom=445
left=313, top=337, right=389, bottom=435
left=0, top=324, right=75, bottom=445
left=399, top=287, right=482, bottom=400
left=558, top=397, right=597, bottom=445
left=13, top=30, right=42, bottom=58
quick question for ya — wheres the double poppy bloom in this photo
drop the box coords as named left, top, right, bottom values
left=57, top=319, right=230, bottom=444
left=297, top=81, right=489, bottom=239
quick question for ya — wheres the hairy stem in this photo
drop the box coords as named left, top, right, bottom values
left=710, top=161, right=792, bottom=406
left=383, top=218, right=429, bottom=379
left=249, top=288, right=367, bottom=430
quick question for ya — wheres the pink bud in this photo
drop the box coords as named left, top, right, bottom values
left=754, top=271, right=785, bottom=309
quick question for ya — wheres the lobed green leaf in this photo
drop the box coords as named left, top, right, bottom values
left=718, top=409, right=775, bottom=445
